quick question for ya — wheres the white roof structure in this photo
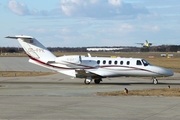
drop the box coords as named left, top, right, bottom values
left=87, top=48, right=123, bottom=51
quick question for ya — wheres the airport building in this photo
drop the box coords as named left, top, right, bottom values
left=86, top=47, right=124, bottom=51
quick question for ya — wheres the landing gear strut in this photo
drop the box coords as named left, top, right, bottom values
left=152, top=77, right=158, bottom=84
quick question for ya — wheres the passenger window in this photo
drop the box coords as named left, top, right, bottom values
left=127, top=61, right=130, bottom=65
left=109, top=60, right=112, bottom=64
left=103, top=60, right=106, bottom=64
left=120, top=61, right=123, bottom=65
left=97, top=60, right=100, bottom=64
left=114, top=61, right=117, bottom=64
left=136, top=60, right=142, bottom=65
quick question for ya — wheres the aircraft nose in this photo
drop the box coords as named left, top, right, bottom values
left=158, top=67, right=174, bottom=77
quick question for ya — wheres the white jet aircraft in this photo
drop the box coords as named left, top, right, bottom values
left=5, top=35, right=173, bottom=84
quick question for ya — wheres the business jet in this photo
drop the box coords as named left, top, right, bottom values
left=5, top=35, right=173, bottom=84
left=136, top=40, right=152, bottom=47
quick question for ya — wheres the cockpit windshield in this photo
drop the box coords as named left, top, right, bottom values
left=141, top=59, right=152, bottom=66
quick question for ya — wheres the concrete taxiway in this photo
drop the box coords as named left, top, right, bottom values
left=0, top=57, right=52, bottom=72
left=0, top=57, right=180, bottom=119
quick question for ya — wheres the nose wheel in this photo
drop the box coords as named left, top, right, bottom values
left=152, top=77, right=158, bottom=84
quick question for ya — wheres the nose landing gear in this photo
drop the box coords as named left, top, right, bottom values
left=152, top=77, right=158, bottom=84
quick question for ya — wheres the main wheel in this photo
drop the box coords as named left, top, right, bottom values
left=84, top=79, right=91, bottom=84
left=94, top=79, right=102, bottom=84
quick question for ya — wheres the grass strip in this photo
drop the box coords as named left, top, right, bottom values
left=97, top=88, right=180, bottom=97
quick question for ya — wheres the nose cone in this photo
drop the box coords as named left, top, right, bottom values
left=163, top=69, right=174, bottom=76
left=157, top=67, right=174, bottom=77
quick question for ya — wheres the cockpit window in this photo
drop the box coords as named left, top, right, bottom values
left=141, top=59, right=151, bottom=66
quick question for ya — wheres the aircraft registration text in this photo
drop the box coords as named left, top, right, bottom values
left=28, top=48, right=44, bottom=52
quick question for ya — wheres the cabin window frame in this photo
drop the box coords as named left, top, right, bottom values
left=97, top=60, right=100, bottom=64
left=120, top=61, right=123, bottom=65
left=109, top=60, right=112, bottom=64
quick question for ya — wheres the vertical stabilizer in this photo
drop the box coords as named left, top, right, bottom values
left=5, top=35, right=56, bottom=63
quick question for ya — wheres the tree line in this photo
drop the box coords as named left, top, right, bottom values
left=0, top=45, right=180, bottom=53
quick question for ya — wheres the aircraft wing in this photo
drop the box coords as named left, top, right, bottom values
left=136, top=43, right=144, bottom=45
left=75, top=69, right=103, bottom=78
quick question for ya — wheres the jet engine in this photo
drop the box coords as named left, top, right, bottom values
left=55, top=55, right=82, bottom=65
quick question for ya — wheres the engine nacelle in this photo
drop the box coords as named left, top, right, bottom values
left=55, top=55, right=82, bottom=64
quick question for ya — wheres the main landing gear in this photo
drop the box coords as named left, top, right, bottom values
left=84, top=77, right=91, bottom=84
left=84, top=78, right=102, bottom=85
left=94, top=78, right=102, bottom=84
left=152, top=77, right=158, bottom=84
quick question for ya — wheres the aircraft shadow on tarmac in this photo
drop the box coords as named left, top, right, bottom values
left=0, top=81, right=180, bottom=86
left=100, top=82, right=180, bottom=86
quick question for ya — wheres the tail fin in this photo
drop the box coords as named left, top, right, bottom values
left=5, top=35, right=56, bottom=63
left=145, top=40, right=148, bottom=44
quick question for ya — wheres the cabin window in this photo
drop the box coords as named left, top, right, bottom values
left=109, top=60, right=112, bottom=64
left=103, top=60, right=106, bottom=64
left=127, top=61, right=130, bottom=65
left=97, top=60, right=100, bottom=64
left=120, top=61, right=123, bottom=65
left=136, top=60, right=142, bottom=65
left=114, top=61, right=117, bottom=65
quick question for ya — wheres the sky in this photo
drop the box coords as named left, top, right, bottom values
left=1, top=0, right=180, bottom=47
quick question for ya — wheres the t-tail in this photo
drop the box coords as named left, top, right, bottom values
left=5, top=35, right=56, bottom=63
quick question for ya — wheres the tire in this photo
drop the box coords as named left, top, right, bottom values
left=153, top=79, right=158, bottom=84
left=94, top=79, right=101, bottom=84
left=84, top=79, right=91, bottom=84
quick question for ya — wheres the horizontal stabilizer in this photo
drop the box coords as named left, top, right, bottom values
left=5, top=35, right=33, bottom=39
